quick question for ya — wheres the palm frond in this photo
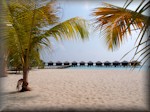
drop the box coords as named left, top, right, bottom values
left=35, top=0, right=60, bottom=26
left=92, top=2, right=149, bottom=50
left=92, top=1, right=150, bottom=68
left=6, top=0, right=89, bottom=70
left=40, top=17, right=89, bottom=41
left=123, top=0, right=133, bottom=9
left=9, top=0, right=60, bottom=27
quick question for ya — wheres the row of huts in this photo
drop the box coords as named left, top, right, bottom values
left=45, top=61, right=140, bottom=67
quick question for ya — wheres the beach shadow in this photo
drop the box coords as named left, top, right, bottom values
left=8, top=95, right=39, bottom=101
left=2, top=91, right=39, bottom=102
left=8, top=72, right=21, bottom=74
left=2, top=91, right=20, bottom=96
left=7, top=72, right=22, bottom=75
left=7, top=91, right=20, bottom=94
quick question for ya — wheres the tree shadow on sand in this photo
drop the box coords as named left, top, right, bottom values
left=4, top=91, right=20, bottom=95
left=2, top=91, right=39, bottom=101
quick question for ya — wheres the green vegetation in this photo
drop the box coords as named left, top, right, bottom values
left=5, top=0, right=89, bottom=92
left=3, top=0, right=149, bottom=92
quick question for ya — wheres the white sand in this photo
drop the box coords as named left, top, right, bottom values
left=0, top=69, right=149, bottom=111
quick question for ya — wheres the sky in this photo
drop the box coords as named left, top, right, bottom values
left=41, top=0, right=145, bottom=63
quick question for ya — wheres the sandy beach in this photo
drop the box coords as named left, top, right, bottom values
left=0, top=69, right=149, bottom=111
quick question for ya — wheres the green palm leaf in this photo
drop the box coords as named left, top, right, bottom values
left=40, top=17, right=89, bottom=41
left=6, top=0, right=89, bottom=72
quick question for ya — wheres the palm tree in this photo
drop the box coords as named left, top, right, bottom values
left=6, top=0, right=89, bottom=92
left=91, top=0, right=150, bottom=68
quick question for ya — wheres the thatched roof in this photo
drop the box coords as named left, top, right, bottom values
left=64, top=61, right=69, bottom=64
left=130, top=60, right=140, bottom=66
left=72, top=61, right=77, bottom=64
left=113, top=61, right=120, bottom=64
left=104, top=61, right=111, bottom=64
left=88, top=61, right=93, bottom=64
left=48, top=61, right=53, bottom=63
left=121, top=61, right=129, bottom=63
left=56, top=61, right=62, bottom=64
left=96, top=61, right=102, bottom=64
left=80, top=61, right=85, bottom=63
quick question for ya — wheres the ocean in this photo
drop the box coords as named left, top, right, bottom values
left=67, top=66, right=148, bottom=71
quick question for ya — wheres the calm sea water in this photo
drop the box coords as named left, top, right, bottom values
left=67, top=66, right=148, bottom=71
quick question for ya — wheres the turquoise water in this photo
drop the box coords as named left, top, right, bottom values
left=67, top=66, right=148, bottom=71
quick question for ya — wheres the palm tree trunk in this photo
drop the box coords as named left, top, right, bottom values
left=0, top=0, right=7, bottom=77
left=20, top=52, right=31, bottom=92
left=20, top=3, right=37, bottom=92
left=20, top=66, right=30, bottom=92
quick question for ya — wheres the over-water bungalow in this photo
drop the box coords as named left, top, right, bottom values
left=72, top=61, right=78, bottom=66
left=80, top=61, right=85, bottom=66
left=88, top=61, right=93, bottom=66
left=112, top=61, right=120, bottom=67
left=130, top=60, right=140, bottom=67
left=104, top=61, right=111, bottom=67
left=64, top=61, right=70, bottom=66
left=96, top=61, right=103, bottom=66
left=56, top=61, right=62, bottom=66
left=121, top=61, right=129, bottom=67
left=48, top=61, right=53, bottom=66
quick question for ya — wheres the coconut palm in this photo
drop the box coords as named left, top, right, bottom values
left=6, top=0, right=89, bottom=92
left=91, top=0, right=150, bottom=67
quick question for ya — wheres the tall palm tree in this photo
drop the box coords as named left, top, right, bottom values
left=6, top=0, right=89, bottom=92
left=91, top=0, right=150, bottom=68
